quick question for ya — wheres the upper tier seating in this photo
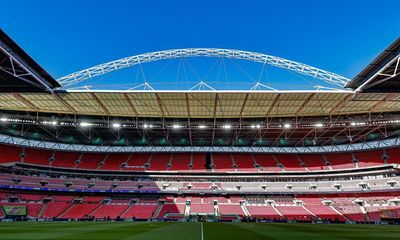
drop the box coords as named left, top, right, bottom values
left=169, top=154, right=191, bottom=171
left=98, top=154, right=129, bottom=170
left=275, top=154, right=304, bottom=171
left=355, top=150, right=384, bottom=168
left=325, top=153, right=355, bottom=169
left=0, top=145, right=20, bottom=163
left=51, top=152, right=80, bottom=168
left=125, top=154, right=151, bottom=171
left=191, top=153, right=205, bottom=171
left=213, top=154, right=234, bottom=171
left=24, top=148, right=52, bottom=166
left=386, top=148, right=400, bottom=164
left=232, top=154, right=256, bottom=171
left=1, top=144, right=400, bottom=173
left=76, top=154, right=105, bottom=170
left=253, top=154, right=281, bottom=171
left=298, top=154, right=329, bottom=171
left=148, top=154, right=170, bottom=171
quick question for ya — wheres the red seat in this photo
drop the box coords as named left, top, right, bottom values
left=51, top=152, right=80, bottom=168
left=120, top=204, right=158, bottom=219
left=0, top=145, right=21, bottom=164
left=91, top=204, right=129, bottom=219
left=169, top=154, right=191, bottom=171
left=77, top=154, right=105, bottom=169
left=24, top=148, right=52, bottom=166
left=213, top=153, right=234, bottom=171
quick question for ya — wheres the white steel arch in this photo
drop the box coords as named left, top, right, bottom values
left=57, top=48, right=351, bottom=88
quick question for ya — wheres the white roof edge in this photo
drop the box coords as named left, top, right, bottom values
left=62, top=89, right=355, bottom=94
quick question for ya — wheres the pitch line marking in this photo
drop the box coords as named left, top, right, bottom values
left=201, top=222, right=204, bottom=240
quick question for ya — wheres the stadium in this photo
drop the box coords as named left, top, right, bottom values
left=0, top=22, right=400, bottom=239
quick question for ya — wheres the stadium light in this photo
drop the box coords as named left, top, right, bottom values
left=315, top=123, right=323, bottom=128
left=251, top=124, right=261, bottom=129
left=172, top=124, right=182, bottom=129
left=198, top=125, right=207, bottom=129
left=112, top=123, right=121, bottom=128
left=0, top=117, right=8, bottom=122
left=80, top=122, right=92, bottom=127
left=222, top=124, right=231, bottom=129
left=283, top=123, right=291, bottom=129
left=42, top=120, right=58, bottom=126
left=350, top=122, right=367, bottom=126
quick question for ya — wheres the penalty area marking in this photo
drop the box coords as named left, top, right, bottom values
left=201, top=222, right=204, bottom=240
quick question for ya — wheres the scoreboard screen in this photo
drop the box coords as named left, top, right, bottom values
left=380, top=208, right=400, bottom=219
left=1, top=205, right=27, bottom=216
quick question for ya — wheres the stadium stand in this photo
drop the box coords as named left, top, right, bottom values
left=1, top=30, right=400, bottom=226
left=120, top=204, right=158, bottom=219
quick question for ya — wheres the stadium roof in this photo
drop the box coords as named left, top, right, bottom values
left=346, top=37, right=400, bottom=92
left=0, top=29, right=60, bottom=92
left=0, top=90, right=398, bottom=118
left=0, top=30, right=399, bottom=149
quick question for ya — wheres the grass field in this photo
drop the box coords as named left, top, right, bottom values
left=0, top=222, right=399, bottom=240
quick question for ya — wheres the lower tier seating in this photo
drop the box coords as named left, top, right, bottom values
left=1, top=192, right=399, bottom=222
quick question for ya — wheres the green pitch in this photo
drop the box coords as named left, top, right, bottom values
left=0, top=222, right=399, bottom=240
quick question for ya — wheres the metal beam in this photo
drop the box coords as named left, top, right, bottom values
left=329, top=95, right=352, bottom=115
left=320, top=126, right=350, bottom=146
left=123, top=93, right=138, bottom=116
left=211, top=93, right=219, bottom=145
left=52, top=94, right=77, bottom=114
left=355, top=53, right=400, bottom=92
left=185, top=93, right=193, bottom=146
left=370, top=93, right=398, bottom=111
left=155, top=93, right=166, bottom=118
left=296, top=93, right=314, bottom=116
left=266, top=93, right=281, bottom=117
left=1, top=133, right=399, bottom=153
left=351, top=125, right=384, bottom=143
left=12, top=93, right=38, bottom=111
left=90, top=93, right=110, bottom=115
left=294, top=128, right=316, bottom=147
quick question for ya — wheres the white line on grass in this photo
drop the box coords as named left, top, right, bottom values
left=201, top=222, right=204, bottom=240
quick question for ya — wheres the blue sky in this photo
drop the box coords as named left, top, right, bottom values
left=1, top=0, right=399, bottom=90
